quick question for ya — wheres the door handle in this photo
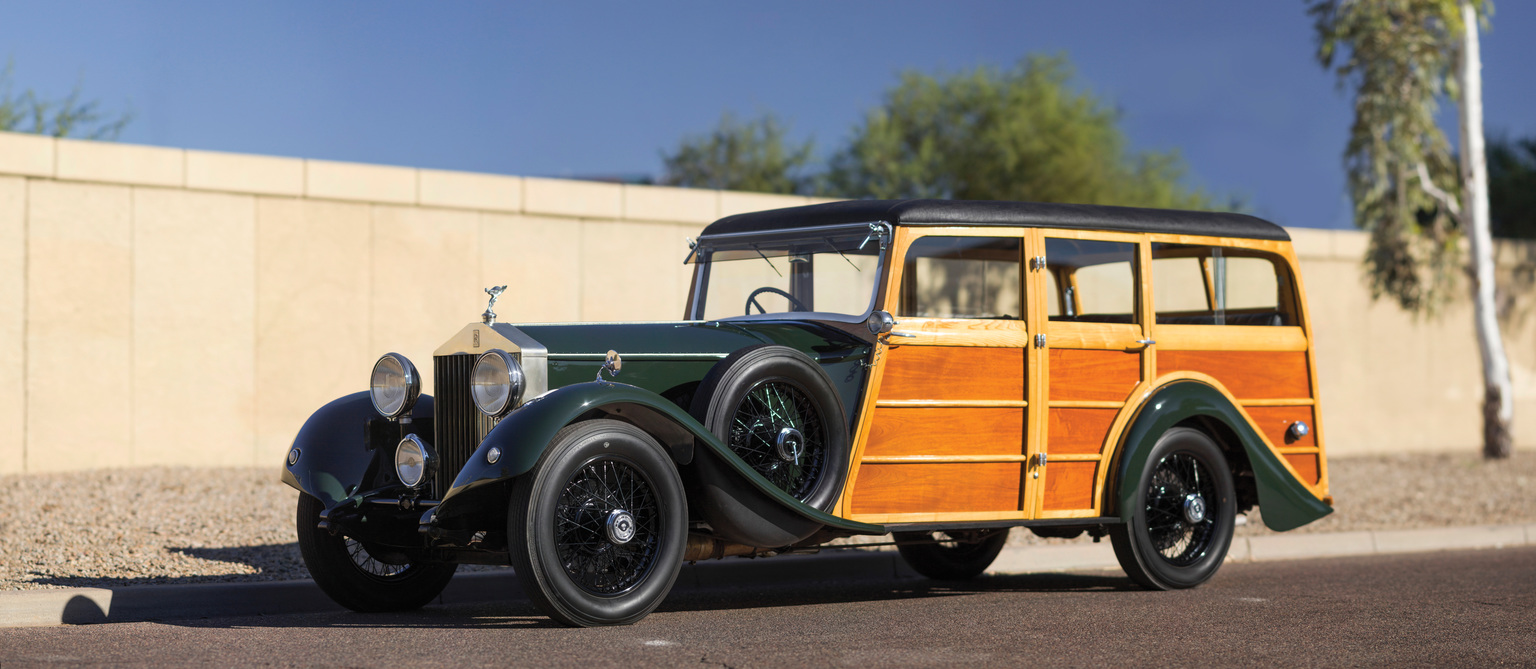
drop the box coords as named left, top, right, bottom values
left=1135, top=339, right=1156, bottom=347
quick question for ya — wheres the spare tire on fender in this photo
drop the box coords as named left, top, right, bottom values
left=689, top=345, right=850, bottom=513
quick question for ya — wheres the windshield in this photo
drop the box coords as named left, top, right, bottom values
left=688, top=224, right=887, bottom=321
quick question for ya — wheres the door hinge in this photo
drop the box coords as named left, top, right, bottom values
left=1030, top=256, right=1047, bottom=271
left=1034, top=333, right=1046, bottom=348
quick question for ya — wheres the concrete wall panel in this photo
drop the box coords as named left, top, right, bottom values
left=0, top=177, right=24, bottom=473
left=623, top=184, right=718, bottom=224
left=481, top=214, right=582, bottom=323
left=524, top=177, right=622, bottom=220
left=25, top=180, right=133, bottom=471
left=255, top=197, right=374, bottom=462
left=131, top=188, right=257, bottom=466
left=369, top=206, right=482, bottom=389
left=579, top=220, right=694, bottom=321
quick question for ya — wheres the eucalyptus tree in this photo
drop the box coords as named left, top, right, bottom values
left=1310, top=0, right=1512, bottom=458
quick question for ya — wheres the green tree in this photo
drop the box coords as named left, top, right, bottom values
left=1488, top=133, right=1536, bottom=239
left=823, top=55, right=1214, bottom=209
left=660, top=112, right=814, bottom=194
left=1311, top=0, right=1513, bottom=458
left=0, top=61, right=131, bottom=139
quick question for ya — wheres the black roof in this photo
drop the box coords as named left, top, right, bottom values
left=701, top=199, right=1290, bottom=242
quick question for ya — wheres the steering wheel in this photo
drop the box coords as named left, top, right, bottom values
left=745, top=286, right=810, bottom=315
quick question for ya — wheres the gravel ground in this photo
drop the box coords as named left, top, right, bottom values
left=1, top=452, right=1533, bottom=591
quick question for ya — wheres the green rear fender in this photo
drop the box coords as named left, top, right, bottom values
left=437, top=381, right=883, bottom=537
left=1111, top=380, right=1333, bottom=532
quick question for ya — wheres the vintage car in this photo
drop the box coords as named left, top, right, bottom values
left=282, top=199, right=1333, bottom=626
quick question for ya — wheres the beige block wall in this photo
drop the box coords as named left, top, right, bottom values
left=0, top=129, right=1532, bottom=472
left=0, top=178, right=24, bottom=474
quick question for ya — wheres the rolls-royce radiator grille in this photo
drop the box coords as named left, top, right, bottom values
left=433, top=354, right=501, bottom=497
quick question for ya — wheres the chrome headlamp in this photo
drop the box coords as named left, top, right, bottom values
left=395, top=434, right=434, bottom=488
left=370, top=353, right=421, bottom=419
left=471, top=349, right=525, bottom=417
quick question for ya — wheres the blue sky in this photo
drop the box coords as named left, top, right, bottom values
left=2, top=1, right=1532, bottom=230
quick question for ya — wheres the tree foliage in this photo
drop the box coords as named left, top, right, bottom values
left=1488, top=133, right=1536, bottom=239
left=0, top=61, right=131, bottom=140
left=660, top=112, right=814, bottom=194
left=823, top=55, right=1214, bottom=209
left=1307, top=0, right=1489, bottom=314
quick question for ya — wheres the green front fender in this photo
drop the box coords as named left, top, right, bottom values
left=437, top=381, right=883, bottom=536
left=1112, top=380, right=1333, bottom=532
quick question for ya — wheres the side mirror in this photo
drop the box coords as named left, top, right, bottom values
left=866, top=310, right=896, bottom=336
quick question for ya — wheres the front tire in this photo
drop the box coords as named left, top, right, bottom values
left=1110, top=427, right=1236, bottom=590
left=894, top=529, right=1009, bottom=580
left=508, top=420, right=687, bottom=627
left=295, top=493, right=457, bottom=612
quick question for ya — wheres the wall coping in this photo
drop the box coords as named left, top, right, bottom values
left=0, top=130, right=1370, bottom=257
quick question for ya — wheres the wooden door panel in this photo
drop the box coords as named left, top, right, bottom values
left=864, top=407, right=1023, bottom=458
left=849, top=463, right=1022, bottom=514
left=1048, top=349, right=1140, bottom=401
left=1041, top=461, right=1098, bottom=510
left=878, top=345, right=1023, bottom=401
left=1046, top=408, right=1117, bottom=454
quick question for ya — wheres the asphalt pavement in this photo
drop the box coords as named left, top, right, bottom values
left=0, top=545, right=1531, bottom=667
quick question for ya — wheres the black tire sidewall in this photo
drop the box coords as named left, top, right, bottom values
left=294, top=493, right=457, bottom=612
left=1118, top=427, right=1236, bottom=589
left=893, top=529, right=1009, bottom=580
left=510, top=420, right=687, bottom=627
left=690, top=345, right=849, bottom=512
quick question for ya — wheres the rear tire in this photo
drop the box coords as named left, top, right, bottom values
left=508, top=420, right=687, bottom=627
left=894, top=529, right=1009, bottom=580
left=295, top=493, right=457, bottom=612
left=1110, top=427, right=1236, bottom=590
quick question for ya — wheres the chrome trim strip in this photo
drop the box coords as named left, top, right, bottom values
left=492, top=323, right=548, bottom=403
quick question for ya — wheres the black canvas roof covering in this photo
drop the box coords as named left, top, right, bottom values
left=701, top=199, right=1290, bottom=242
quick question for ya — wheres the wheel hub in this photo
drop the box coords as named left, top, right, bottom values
left=775, top=427, right=804, bottom=464
left=1183, top=493, right=1207, bottom=524
left=605, top=509, right=637, bottom=545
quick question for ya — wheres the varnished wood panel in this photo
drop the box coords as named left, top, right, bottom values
left=1047, top=408, right=1117, bottom=454
left=880, top=346, right=1023, bottom=401
left=850, top=463, right=1021, bottom=515
left=1284, top=453, right=1320, bottom=485
left=1157, top=351, right=1311, bottom=400
left=1042, top=461, right=1098, bottom=510
left=1245, top=406, right=1317, bottom=449
left=1048, top=349, right=1140, bottom=402
left=864, top=407, right=1024, bottom=458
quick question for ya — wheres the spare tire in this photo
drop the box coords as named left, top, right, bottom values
left=690, top=345, right=850, bottom=512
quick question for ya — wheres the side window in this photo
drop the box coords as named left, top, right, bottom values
left=1150, top=243, right=1292, bottom=326
left=1045, top=238, right=1137, bottom=323
left=899, top=236, right=1021, bottom=319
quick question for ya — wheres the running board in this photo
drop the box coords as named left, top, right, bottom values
left=883, top=517, right=1122, bottom=533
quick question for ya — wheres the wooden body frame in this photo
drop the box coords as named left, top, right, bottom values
left=833, top=226, right=1330, bottom=526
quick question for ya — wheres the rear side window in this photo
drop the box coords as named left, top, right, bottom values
left=1045, top=238, right=1137, bottom=323
left=899, top=236, right=1021, bottom=319
left=1150, top=243, right=1292, bottom=326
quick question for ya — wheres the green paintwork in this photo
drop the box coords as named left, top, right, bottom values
left=1112, top=380, right=1333, bottom=532
left=439, top=379, right=886, bottom=536
left=518, top=320, right=872, bottom=431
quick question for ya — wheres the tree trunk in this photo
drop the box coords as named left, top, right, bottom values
left=1458, top=0, right=1514, bottom=458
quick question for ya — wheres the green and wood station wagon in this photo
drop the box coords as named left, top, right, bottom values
left=283, top=199, right=1334, bottom=626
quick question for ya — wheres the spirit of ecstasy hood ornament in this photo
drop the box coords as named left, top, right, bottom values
left=482, top=286, right=507, bottom=325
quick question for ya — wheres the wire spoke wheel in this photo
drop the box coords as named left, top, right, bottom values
left=295, top=493, right=457, bottom=612
left=1109, top=427, right=1236, bottom=590
left=1143, top=453, right=1217, bottom=566
left=727, top=380, right=826, bottom=500
left=343, top=537, right=410, bottom=579
left=553, top=457, right=661, bottom=596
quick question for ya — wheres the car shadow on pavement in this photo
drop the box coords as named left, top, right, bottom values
left=161, top=570, right=1134, bottom=631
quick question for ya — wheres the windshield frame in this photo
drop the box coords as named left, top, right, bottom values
left=685, top=222, right=891, bottom=323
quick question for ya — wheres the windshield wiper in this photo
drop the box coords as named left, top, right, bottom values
left=752, top=244, right=783, bottom=277
left=825, top=238, right=861, bottom=271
